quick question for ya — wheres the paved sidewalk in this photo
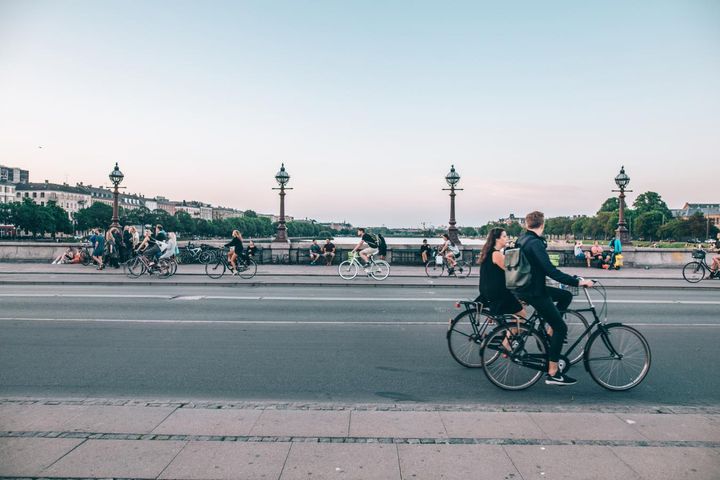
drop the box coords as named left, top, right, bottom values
left=1, top=399, right=718, bottom=479
left=2, top=263, right=716, bottom=289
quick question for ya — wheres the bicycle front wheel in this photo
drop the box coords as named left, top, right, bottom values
left=447, top=309, right=500, bottom=368
left=425, top=261, right=444, bottom=278
left=338, top=261, right=358, bottom=280
left=455, top=260, right=471, bottom=278
left=481, top=325, right=547, bottom=391
left=125, top=257, right=145, bottom=278
left=205, top=260, right=226, bottom=279
left=584, top=323, right=651, bottom=391
left=238, top=259, right=257, bottom=279
left=682, top=262, right=706, bottom=283
left=562, top=310, right=591, bottom=365
left=370, top=260, right=390, bottom=280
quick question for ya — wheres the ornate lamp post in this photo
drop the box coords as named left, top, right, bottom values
left=443, top=165, right=463, bottom=245
left=108, top=163, right=124, bottom=229
left=272, top=163, right=292, bottom=243
left=612, top=166, right=632, bottom=245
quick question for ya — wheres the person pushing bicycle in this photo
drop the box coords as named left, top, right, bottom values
left=514, top=211, right=593, bottom=386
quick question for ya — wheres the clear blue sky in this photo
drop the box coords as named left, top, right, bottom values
left=1, top=0, right=718, bottom=227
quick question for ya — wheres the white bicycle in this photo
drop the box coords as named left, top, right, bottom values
left=339, top=251, right=390, bottom=280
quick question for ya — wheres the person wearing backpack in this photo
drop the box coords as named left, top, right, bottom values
left=352, top=227, right=379, bottom=267
left=609, top=236, right=622, bottom=270
left=511, top=211, right=593, bottom=386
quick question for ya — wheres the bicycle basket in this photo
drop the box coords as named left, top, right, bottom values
left=692, top=249, right=705, bottom=259
left=347, top=251, right=357, bottom=260
left=545, top=278, right=579, bottom=296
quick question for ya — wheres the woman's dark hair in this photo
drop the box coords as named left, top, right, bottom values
left=479, top=228, right=506, bottom=263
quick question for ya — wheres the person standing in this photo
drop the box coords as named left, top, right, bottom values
left=514, top=211, right=593, bottom=386
left=93, top=229, right=105, bottom=270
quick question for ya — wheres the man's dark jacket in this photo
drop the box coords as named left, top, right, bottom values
left=516, top=230, right=579, bottom=297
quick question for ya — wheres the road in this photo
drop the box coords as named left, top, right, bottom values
left=1, top=284, right=718, bottom=408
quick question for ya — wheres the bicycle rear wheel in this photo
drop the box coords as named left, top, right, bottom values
left=455, top=260, right=471, bottom=278
left=238, top=259, right=257, bottom=279
left=205, top=260, right=226, bottom=279
left=425, top=261, right=444, bottom=278
left=481, top=325, right=547, bottom=390
left=682, top=262, right=705, bottom=283
left=447, top=309, right=500, bottom=368
left=338, top=260, right=358, bottom=280
left=370, top=260, right=390, bottom=280
left=584, top=323, right=651, bottom=391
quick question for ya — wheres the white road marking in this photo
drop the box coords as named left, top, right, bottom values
left=0, top=317, right=718, bottom=327
left=0, top=293, right=718, bottom=305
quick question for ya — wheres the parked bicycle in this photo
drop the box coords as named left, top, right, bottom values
left=425, top=247, right=471, bottom=278
left=479, top=281, right=651, bottom=391
left=682, top=249, right=718, bottom=283
left=339, top=251, right=390, bottom=280
left=177, top=242, right=204, bottom=265
left=447, top=288, right=590, bottom=368
left=124, top=251, right=177, bottom=279
left=78, top=243, right=94, bottom=266
left=204, top=248, right=257, bottom=279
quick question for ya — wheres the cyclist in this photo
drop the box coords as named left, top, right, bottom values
left=478, top=227, right=526, bottom=318
left=224, top=230, right=244, bottom=274
left=515, top=211, right=593, bottom=386
left=709, top=232, right=720, bottom=278
left=352, top=228, right=378, bottom=267
left=439, top=233, right=459, bottom=274
left=140, top=225, right=166, bottom=267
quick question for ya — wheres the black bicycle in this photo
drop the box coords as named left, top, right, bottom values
left=447, top=294, right=590, bottom=368
left=204, top=248, right=257, bottom=279
left=426, top=247, right=471, bottom=278
left=479, top=281, right=651, bottom=391
left=682, top=249, right=718, bottom=283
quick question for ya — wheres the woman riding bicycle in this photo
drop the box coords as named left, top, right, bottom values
left=478, top=228, right=526, bottom=318
left=224, top=230, right=244, bottom=273
left=439, top=233, right=459, bottom=274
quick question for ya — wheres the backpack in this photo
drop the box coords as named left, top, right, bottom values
left=377, top=234, right=388, bottom=256
left=504, top=237, right=533, bottom=291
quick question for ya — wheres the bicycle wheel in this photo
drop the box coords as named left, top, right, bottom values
left=682, top=262, right=706, bottom=283
left=425, top=260, right=444, bottom=278
left=125, top=257, right=145, bottom=278
left=205, top=259, right=226, bottom=279
left=237, top=259, right=257, bottom=279
left=584, top=323, right=651, bottom=391
left=481, top=324, right=547, bottom=390
left=338, top=260, right=358, bottom=280
left=370, top=260, right=390, bottom=280
left=157, top=259, right=172, bottom=278
left=455, top=260, right=471, bottom=278
left=199, top=251, right=213, bottom=264
left=81, top=251, right=92, bottom=266
left=447, top=309, right=500, bottom=368
left=562, top=310, right=591, bottom=365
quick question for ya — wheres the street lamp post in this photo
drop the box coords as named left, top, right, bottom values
left=108, top=163, right=124, bottom=230
left=272, top=163, right=292, bottom=243
left=612, top=166, right=632, bottom=245
left=443, top=165, right=463, bottom=245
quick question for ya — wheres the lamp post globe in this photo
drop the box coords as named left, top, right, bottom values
left=613, top=165, right=632, bottom=245
left=444, top=165, right=462, bottom=245
left=275, top=163, right=290, bottom=187
left=108, top=162, right=124, bottom=229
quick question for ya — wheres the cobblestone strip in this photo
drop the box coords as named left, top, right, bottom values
left=2, top=398, right=719, bottom=415
left=1, top=431, right=718, bottom=449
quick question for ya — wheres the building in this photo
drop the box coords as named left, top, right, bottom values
left=497, top=213, right=526, bottom=226
left=15, top=181, right=92, bottom=217
left=0, top=180, right=16, bottom=204
left=318, top=222, right=352, bottom=231
left=673, top=203, right=720, bottom=227
left=153, top=196, right=175, bottom=215
left=0, top=164, right=29, bottom=184
left=212, top=207, right=244, bottom=221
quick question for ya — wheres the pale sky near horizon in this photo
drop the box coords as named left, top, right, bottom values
left=1, top=0, right=718, bottom=227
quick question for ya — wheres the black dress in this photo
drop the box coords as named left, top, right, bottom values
left=479, top=248, right=522, bottom=315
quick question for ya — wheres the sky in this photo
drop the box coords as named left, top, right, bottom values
left=0, top=0, right=718, bottom=227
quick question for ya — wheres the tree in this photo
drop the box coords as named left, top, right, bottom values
left=634, top=211, right=664, bottom=240
left=45, top=200, right=73, bottom=236
left=244, top=210, right=257, bottom=218
left=633, top=192, right=672, bottom=219
left=75, top=203, right=113, bottom=231
left=460, top=227, right=477, bottom=237
left=598, top=197, right=619, bottom=214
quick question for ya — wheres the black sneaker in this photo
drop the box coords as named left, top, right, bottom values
left=545, top=373, right=577, bottom=386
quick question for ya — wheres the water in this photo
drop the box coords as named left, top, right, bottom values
left=330, top=236, right=485, bottom=246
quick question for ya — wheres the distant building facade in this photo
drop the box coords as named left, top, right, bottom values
left=15, top=181, right=91, bottom=217
left=0, top=164, right=29, bottom=184
left=673, top=203, right=720, bottom=228
left=0, top=181, right=16, bottom=204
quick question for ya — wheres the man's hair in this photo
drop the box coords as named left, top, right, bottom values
left=525, top=211, right=545, bottom=229
left=358, top=228, right=365, bottom=233
left=156, top=224, right=163, bottom=230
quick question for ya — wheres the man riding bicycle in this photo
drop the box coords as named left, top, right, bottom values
left=515, top=211, right=593, bottom=386
left=352, top=228, right=378, bottom=268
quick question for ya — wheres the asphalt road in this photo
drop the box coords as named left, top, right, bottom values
left=1, top=284, right=718, bottom=408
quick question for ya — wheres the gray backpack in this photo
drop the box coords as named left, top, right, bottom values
left=504, top=238, right=533, bottom=291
